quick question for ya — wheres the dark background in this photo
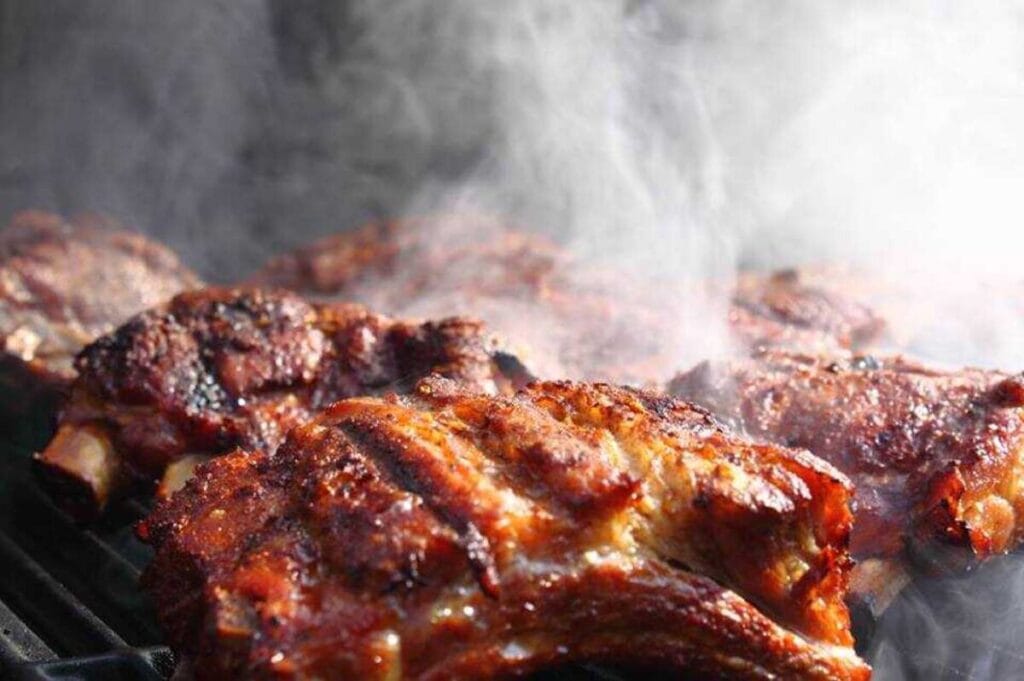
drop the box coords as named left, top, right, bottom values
left=0, top=1, right=494, bottom=281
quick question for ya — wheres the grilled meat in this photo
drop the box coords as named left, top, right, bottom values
left=252, top=216, right=592, bottom=380
left=139, top=378, right=867, bottom=680
left=254, top=216, right=561, bottom=307
left=35, top=287, right=527, bottom=519
left=0, top=210, right=202, bottom=384
left=0, top=211, right=202, bottom=441
left=669, top=350, right=1024, bottom=613
left=252, top=218, right=883, bottom=384
left=731, top=269, right=884, bottom=354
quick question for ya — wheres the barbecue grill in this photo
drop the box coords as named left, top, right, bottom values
left=0, top=424, right=170, bottom=679
left=5, top=419, right=1024, bottom=681
left=0, top=425, right=620, bottom=681
left=4, top=4, right=1024, bottom=680
left=0, top=415, right=1016, bottom=681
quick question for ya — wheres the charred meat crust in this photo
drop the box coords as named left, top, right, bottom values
left=139, top=378, right=867, bottom=680
left=669, top=350, right=1024, bottom=579
left=37, top=287, right=530, bottom=518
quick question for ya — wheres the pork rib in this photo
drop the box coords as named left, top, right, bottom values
left=670, top=350, right=1024, bottom=613
left=0, top=210, right=201, bottom=438
left=138, top=378, right=868, bottom=680
left=35, top=287, right=527, bottom=519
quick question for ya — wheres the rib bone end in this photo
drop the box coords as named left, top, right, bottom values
left=34, top=422, right=122, bottom=521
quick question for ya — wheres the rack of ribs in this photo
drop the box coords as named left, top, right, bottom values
left=0, top=210, right=202, bottom=438
left=34, top=287, right=530, bottom=520
left=669, top=350, right=1024, bottom=614
left=252, top=217, right=884, bottom=385
left=138, top=377, right=869, bottom=680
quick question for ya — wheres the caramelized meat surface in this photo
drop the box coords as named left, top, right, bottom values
left=0, top=210, right=202, bottom=384
left=669, top=350, right=1024, bottom=610
left=139, top=379, right=867, bottom=680
left=36, top=287, right=527, bottom=519
left=731, top=269, right=884, bottom=354
left=253, top=218, right=882, bottom=384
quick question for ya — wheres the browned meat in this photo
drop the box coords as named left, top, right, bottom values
left=252, top=216, right=589, bottom=380
left=138, top=378, right=868, bottom=680
left=254, top=216, right=561, bottom=306
left=35, top=287, right=528, bottom=519
left=253, top=218, right=884, bottom=384
left=669, top=350, right=1024, bottom=613
left=0, top=211, right=202, bottom=442
left=731, top=269, right=884, bottom=354
left=0, top=210, right=202, bottom=384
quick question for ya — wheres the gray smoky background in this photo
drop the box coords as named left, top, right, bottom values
left=3, top=1, right=1024, bottom=678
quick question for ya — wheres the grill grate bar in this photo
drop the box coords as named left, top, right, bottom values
left=0, top=597, right=55, bottom=668
left=20, top=482, right=144, bottom=577
left=0, top=447, right=161, bottom=646
left=6, top=646, right=175, bottom=681
left=0, top=433, right=172, bottom=680
left=0, top=532, right=127, bottom=656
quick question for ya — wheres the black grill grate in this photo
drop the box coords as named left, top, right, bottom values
left=0, top=420, right=171, bottom=680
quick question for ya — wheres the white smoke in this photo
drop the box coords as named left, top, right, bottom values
left=747, top=1, right=1024, bottom=273
left=321, top=0, right=1024, bottom=371
left=0, top=2, right=276, bottom=275
left=328, top=0, right=749, bottom=374
left=867, top=556, right=1024, bottom=680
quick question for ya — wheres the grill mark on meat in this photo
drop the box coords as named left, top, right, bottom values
left=296, top=424, right=468, bottom=593
left=139, top=379, right=867, bottom=680
left=334, top=409, right=522, bottom=596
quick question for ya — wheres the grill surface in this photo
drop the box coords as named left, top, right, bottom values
left=0, top=415, right=171, bottom=680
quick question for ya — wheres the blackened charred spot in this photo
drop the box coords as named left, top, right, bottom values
left=991, top=375, right=1024, bottom=408
left=493, top=350, right=536, bottom=388
left=188, top=357, right=233, bottom=413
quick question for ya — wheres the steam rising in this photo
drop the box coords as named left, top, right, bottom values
left=5, top=0, right=1024, bottom=678
left=868, top=557, right=1024, bottom=680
